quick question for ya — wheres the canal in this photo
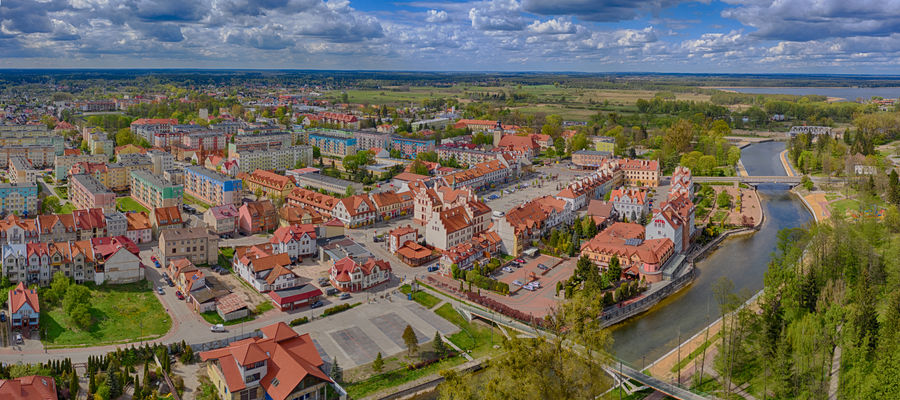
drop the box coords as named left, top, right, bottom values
left=610, top=141, right=813, bottom=366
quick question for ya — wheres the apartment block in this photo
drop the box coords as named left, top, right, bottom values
left=184, top=166, right=242, bottom=206
left=130, top=170, right=184, bottom=210
left=69, top=174, right=115, bottom=213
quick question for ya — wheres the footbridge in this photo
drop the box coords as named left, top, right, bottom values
left=693, top=175, right=802, bottom=185
left=457, top=303, right=713, bottom=400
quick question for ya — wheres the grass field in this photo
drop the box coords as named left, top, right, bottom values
left=54, top=186, right=68, bottom=199
left=399, top=285, right=441, bottom=309
left=116, top=196, right=150, bottom=213
left=183, top=193, right=211, bottom=211
left=829, top=198, right=860, bottom=216
left=200, top=311, right=254, bottom=326
left=41, top=281, right=171, bottom=347
left=325, top=85, right=710, bottom=121
left=59, top=203, right=76, bottom=214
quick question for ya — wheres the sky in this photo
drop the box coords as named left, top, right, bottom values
left=2, top=0, right=900, bottom=73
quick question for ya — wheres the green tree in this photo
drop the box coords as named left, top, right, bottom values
left=403, top=324, right=419, bottom=356
left=69, top=371, right=80, bottom=398
left=331, top=358, right=342, bottom=383
left=410, top=160, right=430, bottom=175
left=45, top=271, right=70, bottom=306
left=433, top=331, right=447, bottom=358
left=345, top=186, right=355, bottom=197
left=716, top=190, right=732, bottom=209
left=605, top=256, right=621, bottom=284
left=312, top=146, right=321, bottom=159
left=41, top=196, right=61, bottom=214
left=132, top=375, right=142, bottom=400
left=94, top=383, right=110, bottom=400
left=63, top=284, right=91, bottom=314
left=664, top=119, right=694, bottom=153
left=372, top=352, right=384, bottom=373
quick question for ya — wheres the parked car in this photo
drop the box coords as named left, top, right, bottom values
left=326, top=288, right=340, bottom=296
left=522, top=284, right=535, bottom=291
left=175, top=291, right=184, bottom=300
left=339, top=293, right=351, bottom=300
left=502, top=267, right=514, bottom=273
left=427, top=265, right=439, bottom=272
left=0, top=312, right=6, bottom=322
left=512, top=280, right=523, bottom=286
left=210, top=324, right=226, bottom=332
left=537, top=264, right=549, bottom=270
left=515, top=258, right=525, bottom=264
left=15, top=333, right=22, bottom=344
left=310, top=300, right=324, bottom=309
left=531, top=281, right=542, bottom=288
left=154, top=260, right=161, bottom=268
left=166, top=279, right=175, bottom=287
left=156, top=287, right=165, bottom=295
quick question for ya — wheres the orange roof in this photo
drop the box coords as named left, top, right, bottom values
left=8, top=282, right=39, bottom=314
left=153, top=206, right=183, bottom=226
left=271, top=224, right=316, bottom=244
left=0, top=376, right=57, bottom=400
left=126, top=211, right=151, bottom=230
left=249, top=169, right=295, bottom=191
left=199, top=322, right=331, bottom=399
left=396, top=242, right=432, bottom=260
left=393, top=172, right=429, bottom=182
left=132, top=118, right=177, bottom=125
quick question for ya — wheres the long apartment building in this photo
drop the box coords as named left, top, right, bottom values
left=183, top=166, right=242, bottom=206
left=308, top=131, right=356, bottom=158
left=54, top=153, right=108, bottom=181
left=1, top=236, right=142, bottom=286
left=131, top=118, right=177, bottom=141
left=9, top=157, right=40, bottom=185
left=0, top=145, right=55, bottom=169
left=69, top=174, right=115, bottom=213
left=130, top=170, right=184, bottom=210
left=234, top=145, right=313, bottom=174
left=0, top=184, right=38, bottom=217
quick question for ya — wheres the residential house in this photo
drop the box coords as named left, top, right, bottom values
left=72, top=208, right=107, bottom=240
left=152, top=206, right=184, bottom=236
left=439, top=231, right=502, bottom=273
left=609, top=187, right=650, bottom=222
left=246, top=169, right=296, bottom=198
left=233, top=245, right=300, bottom=293
left=126, top=212, right=153, bottom=244
left=36, top=214, right=76, bottom=243
left=368, top=191, right=413, bottom=221
left=158, top=227, right=219, bottom=266
left=270, top=224, right=317, bottom=262
left=0, top=375, right=57, bottom=400
left=199, top=322, right=333, bottom=400
left=330, top=195, right=376, bottom=228
left=8, top=282, right=38, bottom=330
left=493, top=196, right=574, bottom=256
left=389, top=225, right=418, bottom=254
left=621, top=159, right=660, bottom=187
left=329, top=256, right=392, bottom=292
left=237, top=200, right=275, bottom=234
left=204, top=204, right=240, bottom=236
left=104, top=211, right=128, bottom=238
left=0, top=215, right=39, bottom=245
left=277, top=205, right=324, bottom=227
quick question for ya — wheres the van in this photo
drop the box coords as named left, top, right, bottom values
left=326, top=288, right=340, bottom=296
left=492, top=211, right=506, bottom=218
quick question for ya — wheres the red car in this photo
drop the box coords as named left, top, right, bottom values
left=175, top=291, right=184, bottom=300
left=150, top=256, right=158, bottom=263
left=515, top=258, right=525, bottom=264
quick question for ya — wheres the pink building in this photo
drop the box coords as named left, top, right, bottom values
left=68, top=174, right=115, bottom=213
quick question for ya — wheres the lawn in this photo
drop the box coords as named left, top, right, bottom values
left=218, top=248, right=235, bottom=271
left=59, top=203, right=76, bottom=214
left=116, top=196, right=150, bottom=213
left=53, top=186, right=68, bottom=199
left=399, top=284, right=441, bottom=309
left=200, top=311, right=255, bottom=326
left=183, top=193, right=211, bottom=210
left=434, top=303, right=501, bottom=355
left=41, top=281, right=171, bottom=347
left=829, top=198, right=860, bottom=216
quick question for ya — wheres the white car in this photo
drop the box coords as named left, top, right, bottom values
left=502, top=267, right=514, bottom=273
left=210, top=324, right=226, bottom=332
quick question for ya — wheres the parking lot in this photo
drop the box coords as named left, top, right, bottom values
left=483, top=163, right=594, bottom=212
left=486, top=255, right=576, bottom=318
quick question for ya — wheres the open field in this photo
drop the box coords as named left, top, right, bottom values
left=116, top=196, right=150, bottom=213
left=41, top=281, right=171, bottom=347
left=328, top=85, right=711, bottom=121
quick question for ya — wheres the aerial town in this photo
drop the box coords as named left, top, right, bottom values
left=0, top=66, right=899, bottom=400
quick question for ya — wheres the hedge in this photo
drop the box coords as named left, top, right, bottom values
left=289, top=317, right=309, bottom=326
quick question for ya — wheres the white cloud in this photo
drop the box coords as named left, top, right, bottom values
left=425, top=9, right=449, bottom=23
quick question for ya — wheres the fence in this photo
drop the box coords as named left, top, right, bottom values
left=600, top=266, right=695, bottom=328
left=189, top=330, right=263, bottom=352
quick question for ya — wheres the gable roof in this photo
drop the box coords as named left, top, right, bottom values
left=153, top=206, right=183, bottom=226
left=8, top=282, right=39, bottom=314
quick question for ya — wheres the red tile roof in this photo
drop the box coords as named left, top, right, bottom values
left=8, top=282, right=39, bottom=314
left=0, top=376, right=57, bottom=400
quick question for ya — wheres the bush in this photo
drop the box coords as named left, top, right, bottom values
left=289, top=317, right=309, bottom=326
left=322, top=303, right=360, bottom=317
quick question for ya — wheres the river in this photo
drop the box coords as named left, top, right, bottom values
left=610, top=141, right=813, bottom=366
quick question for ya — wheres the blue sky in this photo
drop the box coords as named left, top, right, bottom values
left=2, top=0, right=900, bottom=73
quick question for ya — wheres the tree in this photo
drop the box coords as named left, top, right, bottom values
left=697, top=155, right=717, bottom=175
left=41, top=196, right=61, bottom=214
left=45, top=271, right=70, bottom=306
left=180, top=345, right=194, bottom=364
left=717, top=190, right=733, bottom=209
left=372, top=352, right=384, bottom=373
left=433, top=331, right=447, bottom=358
left=69, top=371, right=80, bottom=398
left=94, top=384, right=110, bottom=400
left=331, top=357, right=342, bottom=383
left=312, top=146, right=321, bottom=159
left=402, top=324, right=419, bottom=356
left=664, top=119, right=694, bottom=153
left=410, top=160, right=430, bottom=175
left=726, top=146, right=742, bottom=166
left=63, top=284, right=91, bottom=314
left=553, top=137, right=566, bottom=155
left=132, top=375, right=141, bottom=400
left=345, top=186, right=355, bottom=197
left=605, top=256, right=621, bottom=284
